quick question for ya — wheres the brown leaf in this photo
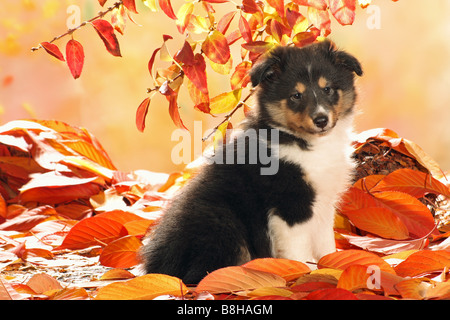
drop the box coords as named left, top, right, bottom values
left=91, top=19, right=121, bottom=57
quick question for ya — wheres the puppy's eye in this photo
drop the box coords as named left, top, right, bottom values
left=323, top=86, right=333, bottom=95
left=290, top=92, right=302, bottom=101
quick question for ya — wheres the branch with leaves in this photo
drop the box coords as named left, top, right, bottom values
left=33, top=0, right=397, bottom=140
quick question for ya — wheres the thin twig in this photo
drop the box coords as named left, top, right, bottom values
left=202, top=87, right=256, bottom=142
left=31, top=1, right=123, bottom=52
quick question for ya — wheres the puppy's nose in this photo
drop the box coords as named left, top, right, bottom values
left=313, top=116, right=328, bottom=129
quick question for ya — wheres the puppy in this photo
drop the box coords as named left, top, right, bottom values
left=141, top=40, right=363, bottom=284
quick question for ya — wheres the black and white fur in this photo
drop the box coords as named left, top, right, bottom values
left=141, top=40, right=363, bottom=284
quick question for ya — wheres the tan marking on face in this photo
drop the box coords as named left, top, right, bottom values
left=318, top=77, right=328, bottom=89
left=295, top=82, right=306, bottom=94
left=280, top=102, right=316, bottom=135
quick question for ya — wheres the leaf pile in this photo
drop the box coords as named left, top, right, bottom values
left=1, top=121, right=450, bottom=300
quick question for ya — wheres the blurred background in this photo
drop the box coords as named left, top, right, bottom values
left=0, top=0, right=449, bottom=174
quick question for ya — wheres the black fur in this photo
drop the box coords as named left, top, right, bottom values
left=141, top=40, right=362, bottom=284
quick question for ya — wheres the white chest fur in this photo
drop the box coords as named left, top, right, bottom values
left=268, top=116, right=355, bottom=265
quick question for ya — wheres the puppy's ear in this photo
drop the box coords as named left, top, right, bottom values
left=320, top=40, right=363, bottom=76
left=250, top=49, right=284, bottom=87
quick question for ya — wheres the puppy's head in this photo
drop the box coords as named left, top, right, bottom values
left=250, top=40, right=362, bottom=137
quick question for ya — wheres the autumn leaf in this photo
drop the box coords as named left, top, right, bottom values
left=230, top=61, right=251, bottom=90
left=292, top=0, right=327, bottom=10
left=242, top=0, right=261, bottom=14
left=318, top=249, right=396, bottom=274
left=202, top=30, right=231, bottom=65
left=41, top=42, right=65, bottom=61
left=307, top=7, right=331, bottom=36
left=26, top=274, right=62, bottom=294
left=182, top=53, right=208, bottom=94
left=174, top=41, right=195, bottom=66
left=91, top=19, right=122, bottom=57
left=123, top=0, right=138, bottom=14
left=243, top=258, right=310, bottom=281
left=209, top=89, right=242, bottom=114
left=158, top=0, right=177, bottom=20
left=239, top=14, right=253, bottom=43
left=136, top=96, right=151, bottom=132
left=394, top=250, right=450, bottom=277
left=336, top=265, right=370, bottom=292
left=66, top=39, right=84, bottom=79
left=195, top=266, right=286, bottom=294
left=266, top=0, right=285, bottom=17
left=217, top=11, right=237, bottom=35
left=329, top=0, right=356, bottom=26
left=95, top=274, right=187, bottom=300
left=344, top=207, right=410, bottom=240
left=176, top=2, right=194, bottom=34
left=99, top=235, right=142, bottom=268
left=305, top=288, right=358, bottom=300
left=167, top=94, right=188, bottom=130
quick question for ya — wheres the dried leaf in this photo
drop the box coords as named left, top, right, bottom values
left=195, top=266, right=286, bottom=294
left=66, top=39, right=84, bottom=79
left=26, top=274, right=63, bottom=294
left=99, top=235, right=142, bottom=268
left=91, top=19, right=121, bottom=57
left=95, top=274, right=187, bottom=300
left=336, top=265, right=370, bottom=292
left=243, top=258, right=310, bottom=281
left=305, top=288, right=358, bottom=300
left=394, top=250, right=450, bottom=277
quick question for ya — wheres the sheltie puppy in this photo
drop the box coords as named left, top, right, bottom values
left=141, top=40, right=363, bottom=284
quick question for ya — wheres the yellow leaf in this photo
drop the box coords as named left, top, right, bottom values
left=209, top=89, right=242, bottom=114
left=95, top=274, right=187, bottom=300
left=247, top=287, right=293, bottom=298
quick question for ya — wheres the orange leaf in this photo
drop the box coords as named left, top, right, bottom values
left=99, top=235, right=142, bottom=268
left=371, top=168, right=450, bottom=198
left=167, top=94, right=188, bottom=130
left=202, top=30, right=231, bottom=64
left=239, top=14, right=252, bottom=43
left=266, top=0, right=285, bottom=17
left=176, top=2, right=194, bottom=34
left=230, top=61, right=251, bottom=90
left=307, top=7, right=331, bottom=36
left=373, top=191, right=435, bottom=238
left=344, top=207, right=409, bottom=240
left=292, top=30, right=319, bottom=48
left=209, top=89, right=242, bottom=114
left=26, top=274, right=63, bottom=294
left=95, top=274, right=187, bottom=300
left=55, top=216, right=128, bottom=250
left=158, top=0, right=177, bottom=20
left=243, top=258, right=311, bottom=281
left=329, top=0, right=356, bottom=25
left=66, top=39, right=84, bottom=79
left=100, top=269, right=135, bottom=280
left=394, top=250, right=450, bottom=277
left=41, top=42, right=65, bottom=61
left=91, top=19, right=121, bottom=57
left=195, top=266, right=286, bottom=294
left=394, top=279, right=429, bottom=300
left=336, top=265, right=370, bottom=292
left=318, top=249, right=396, bottom=274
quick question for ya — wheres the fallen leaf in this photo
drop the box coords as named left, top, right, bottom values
left=95, top=274, right=187, bottom=300
left=195, top=266, right=286, bottom=294
left=394, top=250, right=450, bottom=277
left=243, top=258, right=310, bottom=281
left=336, top=265, right=370, bottom=292
left=305, top=288, right=358, bottom=300
left=26, top=274, right=63, bottom=294
left=99, top=235, right=142, bottom=268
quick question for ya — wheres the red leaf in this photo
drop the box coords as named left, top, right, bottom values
left=174, top=41, right=195, bottom=66
left=292, top=0, right=327, bottom=10
left=305, top=288, right=358, bottom=300
left=394, top=250, right=450, bottom=277
left=329, top=0, right=356, bottom=25
left=242, top=0, right=261, bottom=13
left=292, top=30, right=319, bottom=48
left=176, top=3, right=194, bottom=34
left=148, top=47, right=161, bottom=78
left=66, top=40, right=84, bottom=79
left=158, top=0, right=177, bottom=20
left=99, top=235, right=142, bottom=268
left=167, top=94, right=187, bottom=130
left=182, top=54, right=208, bottom=94
left=123, top=0, right=138, bottom=14
left=241, top=41, right=274, bottom=55
left=239, top=14, right=252, bottom=43
left=91, top=19, right=121, bottom=57
left=269, top=19, right=291, bottom=43
left=41, top=42, right=65, bottom=61
left=201, top=30, right=231, bottom=64
left=136, top=97, right=151, bottom=132
left=217, top=11, right=236, bottom=35
left=266, top=0, right=285, bottom=17
left=98, top=0, right=107, bottom=6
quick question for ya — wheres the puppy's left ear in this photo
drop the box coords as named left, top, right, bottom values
left=321, top=40, right=363, bottom=76
left=249, top=48, right=284, bottom=87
